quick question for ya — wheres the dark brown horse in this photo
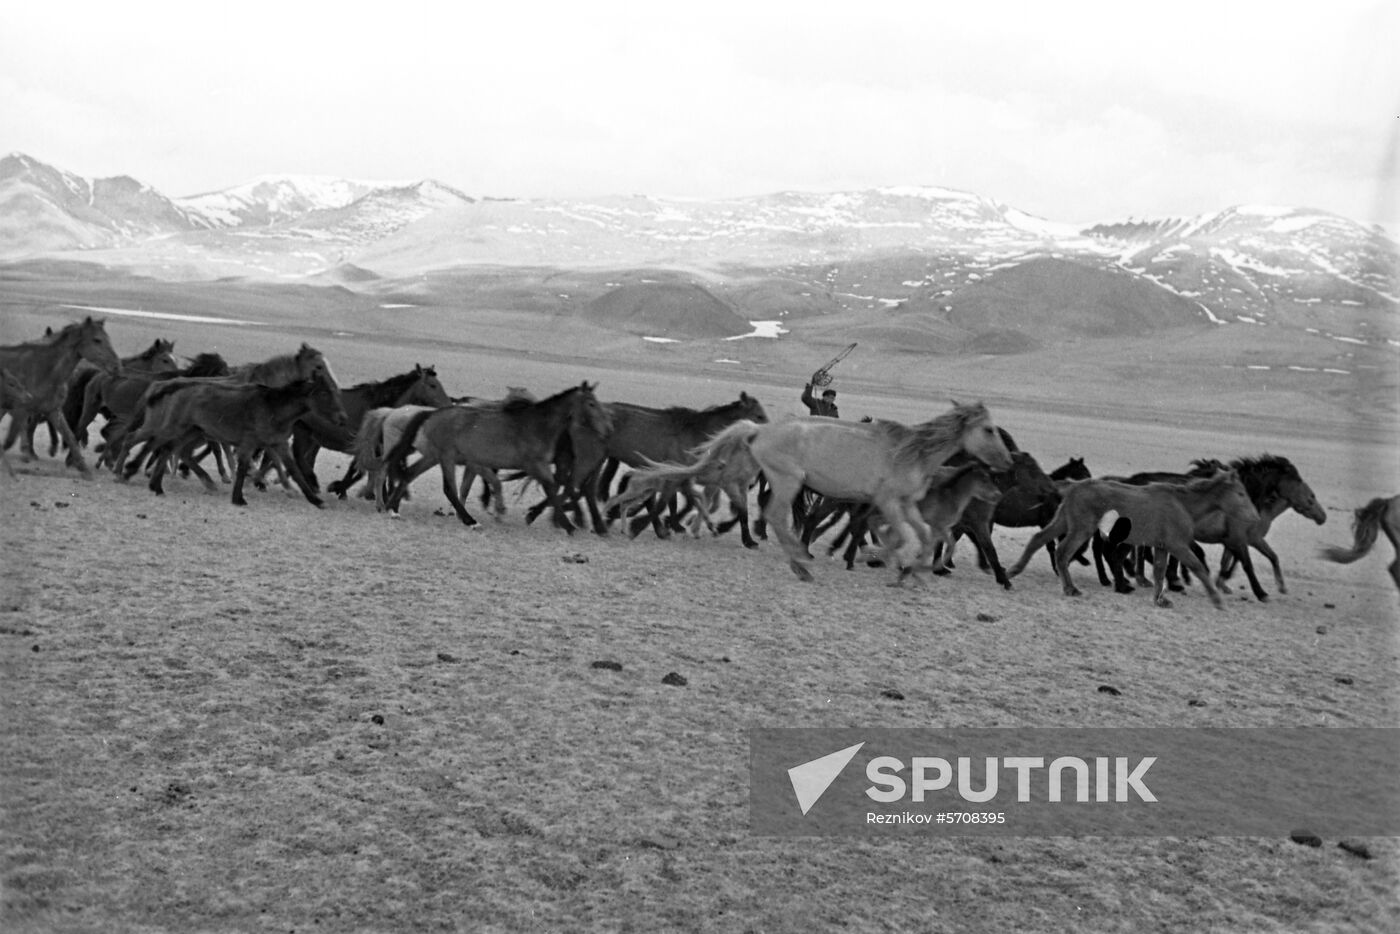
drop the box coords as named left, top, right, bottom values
left=0, top=318, right=121, bottom=474
left=83, top=353, right=230, bottom=470
left=384, top=382, right=611, bottom=532
left=65, top=338, right=178, bottom=447
left=119, top=370, right=343, bottom=507
left=1007, top=468, right=1259, bottom=608
left=1105, top=455, right=1324, bottom=601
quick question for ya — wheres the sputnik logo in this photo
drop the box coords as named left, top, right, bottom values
left=787, top=742, right=865, bottom=815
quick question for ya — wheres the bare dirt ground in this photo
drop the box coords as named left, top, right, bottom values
left=3, top=299, right=1399, bottom=933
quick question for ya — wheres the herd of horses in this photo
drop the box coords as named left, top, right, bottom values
left=3, top=316, right=1398, bottom=603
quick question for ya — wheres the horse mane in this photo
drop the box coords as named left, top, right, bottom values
left=182, top=353, right=229, bottom=377
left=348, top=368, right=423, bottom=402
left=662, top=395, right=753, bottom=431
left=879, top=401, right=992, bottom=468
left=1228, top=453, right=1299, bottom=509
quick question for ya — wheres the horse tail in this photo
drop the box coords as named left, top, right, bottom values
left=350, top=409, right=392, bottom=471
left=1319, top=497, right=1387, bottom=563
left=383, top=407, right=438, bottom=484
left=693, top=419, right=763, bottom=467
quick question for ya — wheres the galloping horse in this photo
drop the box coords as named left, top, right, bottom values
left=1006, top=469, right=1259, bottom=608
left=1320, top=495, right=1400, bottom=591
left=299, top=364, right=452, bottom=493
left=892, top=462, right=1004, bottom=583
left=1105, top=455, right=1325, bottom=601
left=946, top=450, right=1061, bottom=589
left=119, top=370, right=344, bottom=507
left=679, top=401, right=1015, bottom=581
left=0, top=318, right=121, bottom=475
left=86, top=353, right=231, bottom=471
left=66, top=338, right=178, bottom=447
left=384, top=383, right=611, bottom=532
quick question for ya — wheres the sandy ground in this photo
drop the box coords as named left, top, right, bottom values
left=3, top=303, right=1399, bottom=932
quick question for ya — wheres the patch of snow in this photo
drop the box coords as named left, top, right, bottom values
left=643, top=336, right=678, bottom=344
left=725, top=320, right=789, bottom=340
left=60, top=304, right=261, bottom=326
left=713, top=358, right=741, bottom=364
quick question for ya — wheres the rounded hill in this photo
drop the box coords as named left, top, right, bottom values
left=581, top=281, right=751, bottom=338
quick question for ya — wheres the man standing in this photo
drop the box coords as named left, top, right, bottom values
left=801, top=376, right=840, bottom=418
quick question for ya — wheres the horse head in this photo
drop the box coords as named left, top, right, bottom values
left=295, top=344, right=344, bottom=411
left=737, top=391, right=768, bottom=424
left=309, top=368, right=350, bottom=428
left=572, top=381, right=613, bottom=438
left=1262, top=455, right=1327, bottom=525
left=76, top=317, right=121, bottom=374
left=133, top=338, right=179, bottom=374
left=410, top=365, right=452, bottom=407
left=956, top=401, right=1014, bottom=471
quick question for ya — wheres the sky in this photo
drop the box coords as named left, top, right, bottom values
left=3, top=0, right=1397, bottom=227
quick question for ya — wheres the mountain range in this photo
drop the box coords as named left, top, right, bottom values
left=1, top=152, right=1395, bottom=352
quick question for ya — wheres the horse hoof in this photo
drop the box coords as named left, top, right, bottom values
left=1155, top=597, right=1174, bottom=608
left=1115, top=583, right=1135, bottom=594
left=789, top=561, right=814, bottom=582
left=743, top=540, right=760, bottom=550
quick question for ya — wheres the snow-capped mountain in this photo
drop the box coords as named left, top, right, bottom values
left=0, top=154, right=1393, bottom=344
left=0, top=154, right=475, bottom=258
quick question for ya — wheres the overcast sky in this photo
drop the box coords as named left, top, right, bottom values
left=4, top=1, right=1396, bottom=227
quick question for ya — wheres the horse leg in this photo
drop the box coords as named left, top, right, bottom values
left=1052, top=528, right=1093, bottom=597
left=265, top=441, right=323, bottom=508
left=437, top=460, right=478, bottom=527
left=727, top=481, right=759, bottom=549
left=230, top=449, right=255, bottom=506
left=1227, top=537, right=1269, bottom=602
left=1150, top=546, right=1174, bottom=608
left=1170, top=544, right=1222, bottom=608
left=1244, top=538, right=1286, bottom=595
left=174, top=435, right=220, bottom=494
left=964, top=517, right=1011, bottom=589
left=44, top=410, right=91, bottom=476
left=535, top=468, right=576, bottom=535
left=291, top=429, right=321, bottom=494
left=759, top=477, right=815, bottom=581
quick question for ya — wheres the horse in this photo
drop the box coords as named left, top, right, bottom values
left=1005, top=468, right=1259, bottom=608
left=64, top=338, right=179, bottom=448
left=0, top=318, right=121, bottom=475
left=344, top=404, right=440, bottom=512
left=132, top=344, right=347, bottom=486
left=118, top=370, right=343, bottom=507
left=81, top=353, right=230, bottom=471
left=882, top=462, right=1004, bottom=584
left=1105, top=455, right=1324, bottom=601
left=0, top=368, right=37, bottom=477
left=944, top=450, right=1060, bottom=589
left=300, top=364, right=452, bottom=494
left=383, top=383, right=611, bottom=532
left=1320, top=495, right=1400, bottom=591
left=676, top=401, right=1015, bottom=581
left=525, top=392, right=768, bottom=536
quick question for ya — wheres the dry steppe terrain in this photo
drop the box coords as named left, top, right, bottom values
left=2, top=276, right=1398, bottom=933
